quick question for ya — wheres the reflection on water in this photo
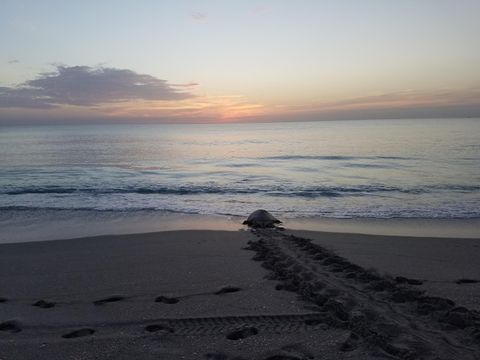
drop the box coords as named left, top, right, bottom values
left=0, top=118, right=479, bottom=241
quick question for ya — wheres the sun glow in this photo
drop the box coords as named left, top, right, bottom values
left=97, top=94, right=266, bottom=122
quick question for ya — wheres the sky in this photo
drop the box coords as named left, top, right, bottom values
left=1, top=0, right=479, bottom=125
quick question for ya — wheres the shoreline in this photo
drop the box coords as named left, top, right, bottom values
left=1, top=211, right=480, bottom=244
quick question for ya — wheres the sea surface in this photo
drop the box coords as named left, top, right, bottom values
left=1, top=118, right=480, bottom=241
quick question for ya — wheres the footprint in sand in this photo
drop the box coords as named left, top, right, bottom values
left=204, top=353, right=228, bottom=360
left=62, top=328, right=95, bottom=339
left=395, top=276, right=423, bottom=285
left=455, top=278, right=479, bottom=284
left=0, top=320, right=22, bottom=333
left=93, top=295, right=125, bottom=306
left=304, top=318, right=324, bottom=326
left=226, top=326, right=258, bottom=340
left=145, top=324, right=174, bottom=333
left=263, top=355, right=306, bottom=360
left=340, top=332, right=360, bottom=352
left=215, top=286, right=242, bottom=295
left=155, top=296, right=179, bottom=304
left=32, top=300, right=55, bottom=309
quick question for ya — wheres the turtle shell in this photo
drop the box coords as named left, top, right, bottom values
left=243, top=209, right=282, bottom=228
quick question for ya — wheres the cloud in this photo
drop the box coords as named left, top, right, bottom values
left=191, top=11, right=207, bottom=21
left=7, top=59, right=20, bottom=64
left=0, top=86, right=55, bottom=109
left=0, top=65, right=195, bottom=109
left=246, top=88, right=480, bottom=123
left=320, top=88, right=480, bottom=110
left=172, top=81, right=199, bottom=88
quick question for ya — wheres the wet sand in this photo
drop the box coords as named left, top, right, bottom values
left=1, top=229, right=479, bottom=359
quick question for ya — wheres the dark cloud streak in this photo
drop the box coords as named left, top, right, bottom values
left=0, top=87, right=54, bottom=109
left=0, top=65, right=194, bottom=109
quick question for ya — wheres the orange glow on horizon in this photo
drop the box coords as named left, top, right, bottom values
left=3, top=87, right=476, bottom=124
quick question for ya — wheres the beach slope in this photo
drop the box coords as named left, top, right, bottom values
left=1, top=229, right=479, bottom=359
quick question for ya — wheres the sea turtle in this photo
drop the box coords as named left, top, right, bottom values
left=243, top=209, right=282, bottom=228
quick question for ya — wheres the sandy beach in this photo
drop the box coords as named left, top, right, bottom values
left=1, top=228, right=479, bottom=359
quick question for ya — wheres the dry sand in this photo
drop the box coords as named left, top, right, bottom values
left=1, top=229, right=479, bottom=359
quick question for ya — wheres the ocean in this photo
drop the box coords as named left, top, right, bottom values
left=1, top=118, right=479, bottom=242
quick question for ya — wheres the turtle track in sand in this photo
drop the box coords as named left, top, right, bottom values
left=246, top=229, right=480, bottom=360
left=143, top=313, right=324, bottom=336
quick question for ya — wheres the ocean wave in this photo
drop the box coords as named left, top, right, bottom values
left=3, top=184, right=480, bottom=197
left=261, top=155, right=355, bottom=161
left=260, top=155, right=414, bottom=161
left=343, top=163, right=394, bottom=169
left=1, top=205, right=480, bottom=220
left=222, top=163, right=258, bottom=168
left=0, top=206, right=196, bottom=214
left=4, top=186, right=253, bottom=196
